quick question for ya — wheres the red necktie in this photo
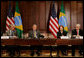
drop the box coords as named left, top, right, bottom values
left=77, top=30, right=78, bottom=35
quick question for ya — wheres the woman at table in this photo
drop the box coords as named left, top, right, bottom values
left=57, top=25, right=68, bottom=56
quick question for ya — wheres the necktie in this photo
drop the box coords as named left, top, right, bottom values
left=77, top=30, right=79, bottom=35
left=34, top=31, right=36, bottom=38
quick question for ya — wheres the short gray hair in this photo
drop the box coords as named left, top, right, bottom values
left=33, top=24, right=37, bottom=26
left=76, top=24, right=80, bottom=27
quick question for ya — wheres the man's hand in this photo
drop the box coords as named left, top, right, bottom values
left=25, top=33, right=29, bottom=38
left=73, top=35, right=76, bottom=37
left=13, top=36, right=18, bottom=39
left=62, top=35, right=64, bottom=36
left=77, top=35, right=80, bottom=37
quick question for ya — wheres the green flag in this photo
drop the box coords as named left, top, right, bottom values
left=14, top=1, right=23, bottom=38
left=59, top=1, right=68, bottom=32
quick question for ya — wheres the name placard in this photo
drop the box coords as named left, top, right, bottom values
left=76, top=36, right=83, bottom=39
left=61, top=36, right=70, bottom=39
left=1, top=36, right=9, bottom=39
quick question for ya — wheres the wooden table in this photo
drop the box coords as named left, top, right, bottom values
left=1, top=38, right=83, bottom=45
left=1, top=38, right=83, bottom=57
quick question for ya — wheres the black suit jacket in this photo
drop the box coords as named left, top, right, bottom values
left=57, top=31, right=68, bottom=38
left=1, top=31, right=3, bottom=36
left=28, top=30, right=42, bottom=38
left=72, top=29, right=83, bottom=36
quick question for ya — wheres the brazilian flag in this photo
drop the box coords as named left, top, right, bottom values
left=59, top=1, right=68, bottom=32
left=14, top=1, right=23, bottom=38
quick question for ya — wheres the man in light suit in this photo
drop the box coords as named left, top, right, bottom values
left=6, top=25, right=17, bottom=36
left=6, top=24, right=18, bottom=57
left=28, top=24, right=44, bottom=56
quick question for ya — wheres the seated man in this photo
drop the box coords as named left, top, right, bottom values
left=6, top=24, right=18, bottom=57
left=72, top=24, right=83, bottom=38
left=72, top=24, right=83, bottom=56
left=28, top=24, right=44, bottom=56
left=57, top=25, right=68, bottom=56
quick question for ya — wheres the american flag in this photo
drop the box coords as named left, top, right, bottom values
left=49, top=2, right=59, bottom=38
left=6, top=1, right=15, bottom=32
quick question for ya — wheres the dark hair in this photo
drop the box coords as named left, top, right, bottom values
left=59, top=25, right=64, bottom=32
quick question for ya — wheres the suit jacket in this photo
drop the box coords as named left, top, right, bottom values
left=1, top=31, right=3, bottom=36
left=28, top=30, right=41, bottom=38
left=57, top=31, right=68, bottom=38
left=6, top=30, right=17, bottom=36
left=72, top=29, right=83, bottom=36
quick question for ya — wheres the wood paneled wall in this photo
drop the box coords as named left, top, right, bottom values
left=1, top=1, right=83, bottom=33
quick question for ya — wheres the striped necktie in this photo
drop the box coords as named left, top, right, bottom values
left=34, top=31, right=36, bottom=38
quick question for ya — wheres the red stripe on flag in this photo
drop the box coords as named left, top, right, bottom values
left=49, top=24, right=57, bottom=33
left=11, top=18, right=15, bottom=23
left=50, top=17, right=59, bottom=30
left=49, top=28, right=57, bottom=38
left=6, top=23, right=9, bottom=28
left=54, top=18, right=58, bottom=24
left=6, top=24, right=9, bottom=30
left=6, top=16, right=15, bottom=31
left=49, top=16, right=59, bottom=38
left=7, top=18, right=13, bottom=24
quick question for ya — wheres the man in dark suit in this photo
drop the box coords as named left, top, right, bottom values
left=28, top=24, right=44, bottom=56
left=72, top=24, right=83, bottom=56
left=28, top=29, right=41, bottom=39
left=72, top=24, right=83, bottom=38
left=1, top=31, right=3, bottom=36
